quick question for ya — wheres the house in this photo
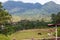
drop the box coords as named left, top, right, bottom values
left=48, top=24, right=55, bottom=27
left=48, top=23, right=60, bottom=27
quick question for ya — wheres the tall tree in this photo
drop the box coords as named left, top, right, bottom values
left=0, top=2, right=12, bottom=35
left=51, top=13, right=56, bottom=23
left=0, top=2, right=11, bottom=25
left=51, top=12, right=60, bottom=23
left=56, top=12, right=60, bottom=23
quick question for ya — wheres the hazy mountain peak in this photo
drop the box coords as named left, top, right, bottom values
left=35, top=3, right=40, bottom=4
left=44, top=1, right=56, bottom=5
left=48, top=1, right=55, bottom=3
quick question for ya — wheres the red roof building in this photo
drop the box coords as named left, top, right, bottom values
left=48, top=23, right=60, bottom=27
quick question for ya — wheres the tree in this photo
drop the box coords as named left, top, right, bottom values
left=51, top=12, right=60, bottom=23
left=56, top=12, right=60, bottom=23
left=0, top=2, right=12, bottom=36
left=51, top=13, right=56, bottom=23
left=0, top=2, right=11, bottom=25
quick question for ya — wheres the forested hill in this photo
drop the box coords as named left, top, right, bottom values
left=2, top=1, right=60, bottom=21
left=3, top=1, right=60, bottom=14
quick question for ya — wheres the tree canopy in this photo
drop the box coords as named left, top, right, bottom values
left=0, top=2, right=12, bottom=36
left=51, top=12, right=60, bottom=23
left=0, top=2, right=11, bottom=24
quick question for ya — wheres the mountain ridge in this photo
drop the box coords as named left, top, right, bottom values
left=3, top=1, right=60, bottom=14
left=2, top=1, right=60, bottom=21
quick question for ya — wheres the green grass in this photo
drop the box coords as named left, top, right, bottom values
left=0, top=34, right=10, bottom=40
left=0, top=28, right=56, bottom=40
left=9, top=28, right=55, bottom=40
left=57, top=27, right=60, bottom=37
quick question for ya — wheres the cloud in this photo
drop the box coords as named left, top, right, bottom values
left=15, top=0, right=60, bottom=4
left=8, top=0, right=14, bottom=1
left=0, top=0, right=60, bottom=4
left=0, top=0, right=8, bottom=2
left=13, top=0, right=51, bottom=4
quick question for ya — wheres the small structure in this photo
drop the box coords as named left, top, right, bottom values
left=48, top=23, right=60, bottom=27
left=48, top=24, right=55, bottom=27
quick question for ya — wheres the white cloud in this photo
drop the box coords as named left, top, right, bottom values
left=0, top=0, right=60, bottom=4
left=14, top=0, right=60, bottom=4
left=14, top=0, right=51, bottom=4
left=0, top=0, right=8, bottom=2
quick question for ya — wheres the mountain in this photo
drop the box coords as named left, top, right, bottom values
left=2, top=1, right=60, bottom=21
left=3, top=1, right=42, bottom=14
left=41, top=1, right=60, bottom=14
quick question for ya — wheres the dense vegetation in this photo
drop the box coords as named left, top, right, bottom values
left=51, top=12, right=60, bottom=23
left=0, top=2, right=11, bottom=36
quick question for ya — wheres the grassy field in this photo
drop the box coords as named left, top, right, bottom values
left=0, top=34, right=10, bottom=40
left=9, top=28, right=56, bottom=40
left=0, top=28, right=56, bottom=40
left=57, top=27, right=60, bottom=37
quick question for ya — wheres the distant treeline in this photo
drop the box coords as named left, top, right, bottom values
left=13, top=20, right=50, bottom=30
left=0, top=19, right=51, bottom=36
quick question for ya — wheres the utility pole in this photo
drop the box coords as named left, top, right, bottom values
left=55, top=25, right=57, bottom=40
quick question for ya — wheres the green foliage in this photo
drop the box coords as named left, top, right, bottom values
left=1, top=25, right=15, bottom=36
left=14, top=20, right=49, bottom=31
left=51, top=13, right=56, bottom=23
left=51, top=12, right=60, bottom=23
left=0, top=34, right=10, bottom=40
left=57, top=27, right=60, bottom=37
left=0, top=2, right=11, bottom=24
left=56, top=12, right=60, bottom=23
left=0, top=2, right=12, bottom=36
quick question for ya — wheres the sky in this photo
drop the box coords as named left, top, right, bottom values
left=0, top=0, right=60, bottom=4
